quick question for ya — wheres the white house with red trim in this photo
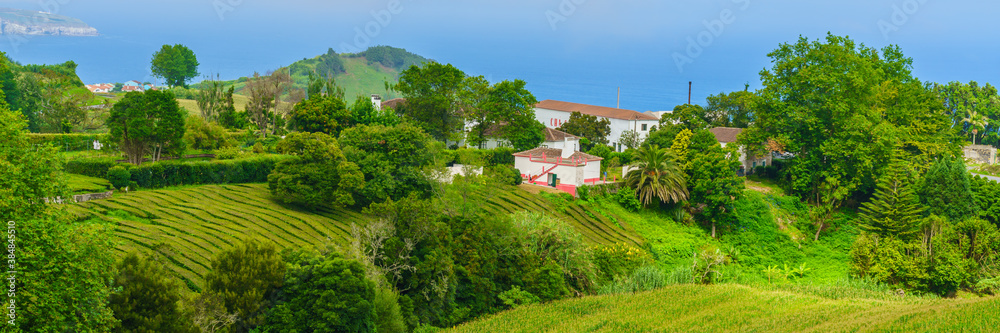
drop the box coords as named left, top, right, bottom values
left=514, top=137, right=603, bottom=195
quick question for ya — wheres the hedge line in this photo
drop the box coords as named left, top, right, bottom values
left=66, top=155, right=293, bottom=189
left=27, top=133, right=116, bottom=152
left=442, top=147, right=517, bottom=166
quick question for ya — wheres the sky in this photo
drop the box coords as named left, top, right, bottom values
left=0, top=0, right=997, bottom=111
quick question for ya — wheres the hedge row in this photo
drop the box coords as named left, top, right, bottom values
left=442, top=147, right=517, bottom=166
left=66, top=155, right=293, bottom=189
left=27, top=133, right=116, bottom=152
left=126, top=156, right=292, bottom=189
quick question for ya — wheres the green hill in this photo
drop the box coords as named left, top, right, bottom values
left=197, top=45, right=429, bottom=102
left=448, top=284, right=1000, bottom=332
left=65, top=183, right=642, bottom=291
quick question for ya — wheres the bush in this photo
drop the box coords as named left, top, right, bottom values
left=592, top=243, right=654, bottom=284
left=483, top=147, right=516, bottom=166
left=65, top=156, right=119, bottom=178
left=486, top=165, right=522, bottom=186
left=615, top=187, right=641, bottom=212
left=105, top=166, right=131, bottom=190
left=121, top=155, right=291, bottom=190
left=497, top=286, right=539, bottom=309
left=184, top=115, right=232, bottom=152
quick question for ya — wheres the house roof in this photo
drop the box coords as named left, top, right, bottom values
left=535, top=100, right=659, bottom=121
left=708, top=127, right=743, bottom=143
left=543, top=127, right=579, bottom=142
left=381, top=98, right=406, bottom=110
left=513, top=147, right=603, bottom=165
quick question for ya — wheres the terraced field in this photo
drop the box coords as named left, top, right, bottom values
left=65, top=184, right=643, bottom=291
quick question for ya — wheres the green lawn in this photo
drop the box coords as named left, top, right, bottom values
left=449, top=283, right=1000, bottom=332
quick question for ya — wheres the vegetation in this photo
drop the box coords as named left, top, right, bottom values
left=623, top=144, right=687, bottom=206
left=151, top=44, right=200, bottom=88
left=108, top=90, right=187, bottom=164
left=557, top=111, right=612, bottom=149
left=268, top=131, right=363, bottom=208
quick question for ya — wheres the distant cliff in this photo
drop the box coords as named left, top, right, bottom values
left=0, top=8, right=98, bottom=36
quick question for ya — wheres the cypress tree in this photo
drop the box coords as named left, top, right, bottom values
left=918, top=155, right=977, bottom=221
left=858, top=158, right=924, bottom=239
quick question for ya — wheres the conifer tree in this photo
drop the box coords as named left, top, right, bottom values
left=858, top=158, right=924, bottom=239
left=918, top=155, right=977, bottom=221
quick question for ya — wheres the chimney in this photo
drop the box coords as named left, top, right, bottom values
left=688, top=81, right=692, bottom=105
left=562, top=137, right=576, bottom=159
left=371, top=94, right=382, bottom=111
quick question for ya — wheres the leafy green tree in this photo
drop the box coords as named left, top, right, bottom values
left=740, top=34, right=957, bottom=202
left=918, top=155, right=978, bottom=221
left=351, top=94, right=400, bottom=127
left=107, top=90, right=187, bottom=164
left=340, top=123, right=438, bottom=206
left=287, top=92, right=351, bottom=135
left=464, top=78, right=543, bottom=150
left=268, top=132, right=364, bottom=208
left=971, top=175, right=1000, bottom=227
left=204, top=239, right=286, bottom=333
left=930, top=81, right=1000, bottom=147
left=557, top=111, right=611, bottom=150
left=110, top=252, right=196, bottom=333
left=151, top=44, right=199, bottom=88
left=662, top=104, right=709, bottom=131
left=619, top=130, right=641, bottom=150
left=624, top=144, right=688, bottom=206
left=688, top=142, right=744, bottom=238
left=2, top=102, right=118, bottom=332
left=216, top=87, right=247, bottom=129
left=196, top=75, right=226, bottom=122
left=264, top=250, right=376, bottom=333
left=705, top=87, right=757, bottom=128
left=184, top=115, right=231, bottom=152
left=858, top=158, right=924, bottom=239
left=394, top=62, right=467, bottom=141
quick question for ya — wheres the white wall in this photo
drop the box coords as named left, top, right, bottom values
left=515, top=156, right=602, bottom=186
left=535, top=107, right=658, bottom=152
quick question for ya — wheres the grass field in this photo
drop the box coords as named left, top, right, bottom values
left=64, top=183, right=643, bottom=291
left=449, top=283, right=1000, bottom=332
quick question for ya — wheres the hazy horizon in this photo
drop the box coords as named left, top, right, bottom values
left=1, top=0, right=997, bottom=112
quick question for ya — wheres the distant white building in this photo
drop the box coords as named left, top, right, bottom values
left=514, top=137, right=603, bottom=196
left=533, top=100, right=659, bottom=152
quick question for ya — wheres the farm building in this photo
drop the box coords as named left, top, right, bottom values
left=534, top=100, right=659, bottom=152
left=707, top=127, right=773, bottom=173
left=514, top=137, right=603, bottom=196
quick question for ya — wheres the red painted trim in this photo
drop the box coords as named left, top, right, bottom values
left=584, top=178, right=601, bottom=183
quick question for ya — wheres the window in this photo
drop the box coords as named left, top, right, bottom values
left=642, top=124, right=648, bottom=131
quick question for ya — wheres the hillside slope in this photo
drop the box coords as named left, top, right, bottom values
left=65, top=183, right=643, bottom=291
left=449, top=284, right=1000, bottom=332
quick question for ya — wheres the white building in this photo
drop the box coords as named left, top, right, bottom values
left=534, top=100, right=660, bottom=152
left=708, top=127, right=773, bottom=173
left=514, top=137, right=603, bottom=195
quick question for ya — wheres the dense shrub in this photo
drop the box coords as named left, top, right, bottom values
left=592, top=243, right=654, bottom=284
left=65, top=156, right=119, bottom=178
left=105, top=165, right=131, bottom=190
left=115, top=155, right=291, bottom=189
left=486, top=165, right=522, bottom=186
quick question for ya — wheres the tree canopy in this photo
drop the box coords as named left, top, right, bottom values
left=558, top=111, right=611, bottom=150
left=151, top=44, right=199, bottom=88
left=268, top=132, right=364, bottom=208
left=107, top=90, right=187, bottom=165
left=395, top=62, right=466, bottom=141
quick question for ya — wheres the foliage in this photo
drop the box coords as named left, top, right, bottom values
left=244, top=70, right=294, bottom=138
left=394, top=62, right=467, bottom=141
left=107, top=90, right=187, bottom=165
left=620, top=129, right=641, bottom=150
left=509, top=212, right=597, bottom=295
left=351, top=94, right=401, bottom=127
left=195, top=76, right=232, bottom=122
left=592, top=243, right=654, bottom=284
left=662, top=104, right=709, bottom=131
left=263, top=249, right=377, bottom=333
left=740, top=34, right=957, bottom=201
left=615, top=187, right=642, bottom=212
left=26, top=133, right=114, bottom=152
left=597, top=266, right=668, bottom=295
left=918, top=155, right=978, bottom=221
left=151, top=44, right=199, bottom=87
left=463, top=78, right=543, bottom=150
left=971, top=175, right=1000, bottom=227
left=691, top=247, right=729, bottom=284
left=705, top=88, right=757, bottom=128
left=354, top=45, right=428, bottom=69
left=373, top=285, right=407, bottom=333
left=268, top=132, right=364, bottom=207
left=288, top=91, right=351, bottom=135
left=497, top=286, right=540, bottom=309
left=105, top=165, right=131, bottom=190
left=204, top=239, right=286, bottom=332
left=340, top=123, right=438, bottom=206
left=557, top=111, right=611, bottom=149
left=109, top=252, right=195, bottom=333
left=624, top=144, right=688, bottom=206
left=687, top=142, right=744, bottom=238
left=486, top=164, right=522, bottom=186
left=184, top=115, right=232, bottom=152
left=858, top=158, right=924, bottom=238
left=929, top=81, right=1000, bottom=147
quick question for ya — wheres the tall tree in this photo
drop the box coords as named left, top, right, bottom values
left=624, top=144, right=688, bottom=206
left=468, top=79, right=543, bottom=150
left=268, top=132, right=364, bottom=208
left=930, top=81, right=1000, bottom=147
left=662, top=104, right=709, bottom=131
left=204, top=239, right=286, bottom=333
left=739, top=34, right=956, bottom=202
left=151, top=44, right=199, bottom=88
left=339, top=123, right=438, bottom=206
left=687, top=143, right=744, bottom=238
left=394, top=62, right=467, bottom=141
left=705, top=86, right=757, bottom=128
left=351, top=94, right=400, bottom=127
left=918, top=155, right=978, bottom=221
left=857, top=158, right=925, bottom=239
left=110, top=252, right=196, bottom=332
left=245, top=70, right=292, bottom=138
left=557, top=111, right=611, bottom=150
left=287, top=92, right=350, bottom=135
left=196, top=75, right=226, bottom=122
left=107, top=90, right=187, bottom=165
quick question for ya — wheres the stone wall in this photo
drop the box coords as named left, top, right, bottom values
left=964, top=145, right=998, bottom=165
left=73, top=190, right=114, bottom=203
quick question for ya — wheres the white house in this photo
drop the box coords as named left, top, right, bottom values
left=85, top=83, right=113, bottom=93
left=514, top=137, right=603, bottom=196
left=534, top=100, right=660, bottom=152
left=708, top=127, right=773, bottom=173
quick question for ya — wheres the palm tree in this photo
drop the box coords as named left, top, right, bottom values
left=624, top=144, right=688, bottom=206
left=961, top=108, right=989, bottom=145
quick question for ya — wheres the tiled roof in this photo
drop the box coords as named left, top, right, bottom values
left=513, top=147, right=603, bottom=165
left=381, top=98, right=406, bottom=110
left=708, top=127, right=743, bottom=143
left=544, top=127, right=579, bottom=142
left=536, top=100, right=659, bottom=121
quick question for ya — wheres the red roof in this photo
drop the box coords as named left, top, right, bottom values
left=543, top=127, right=579, bottom=142
left=513, top=147, right=603, bottom=166
left=708, top=127, right=743, bottom=143
left=535, top=100, right=659, bottom=121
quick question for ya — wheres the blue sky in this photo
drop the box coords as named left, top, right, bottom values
left=1, top=0, right=997, bottom=111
